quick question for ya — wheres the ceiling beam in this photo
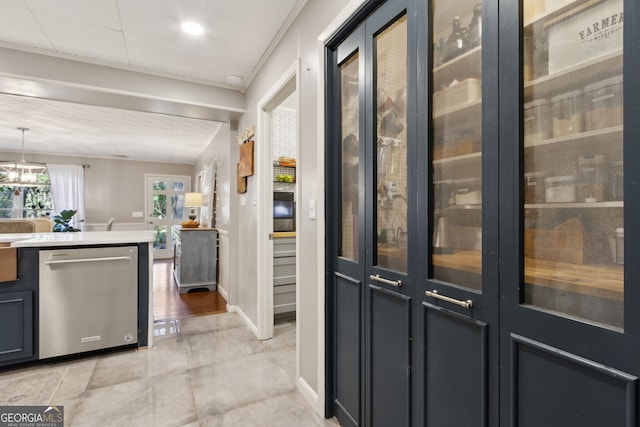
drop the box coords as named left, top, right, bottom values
left=0, top=45, right=245, bottom=122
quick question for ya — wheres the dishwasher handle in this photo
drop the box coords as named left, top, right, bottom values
left=44, top=255, right=132, bottom=265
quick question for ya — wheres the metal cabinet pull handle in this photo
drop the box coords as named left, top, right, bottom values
left=369, top=274, right=402, bottom=287
left=45, top=256, right=132, bottom=265
left=425, top=290, right=473, bottom=309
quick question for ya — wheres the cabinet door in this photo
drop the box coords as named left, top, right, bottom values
left=0, top=291, right=33, bottom=365
left=500, top=0, right=640, bottom=425
left=364, top=1, right=416, bottom=425
left=327, top=21, right=366, bottom=427
left=179, top=231, right=217, bottom=284
left=327, top=0, right=416, bottom=425
left=420, top=0, right=500, bottom=424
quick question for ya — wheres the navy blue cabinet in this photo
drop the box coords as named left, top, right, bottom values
left=0, top=248, right=38, bottom=366
left=0, top=290, right=33, bottom=363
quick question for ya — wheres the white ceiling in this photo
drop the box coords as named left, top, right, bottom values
left=0, top=0, right=305, bottom=163
left=0, top=94, right=223, bottom=163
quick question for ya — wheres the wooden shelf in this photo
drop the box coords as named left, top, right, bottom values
left=273, top=162, right=296, bottom=168
left=433, top=250, right=482, bottom=275
left=524, top=125, right=623, bottom=149
left=523, top=0, right=596, bottom=27
left=524, top=0, right=603, bottom=27
left=433, top=151, right=481, bottom=165
left=433, top=250, right=623, bottom=301
left=526, top=201, right=623, bottom=209
left=433, top=99, right=481, bottom=123
left=438, top=204, right=482, bottom=211
left=377, top=246, right=407, bottom=272
left=433, top=46, right=482, bottom=90
left=524, top=49, right=622, bottom=100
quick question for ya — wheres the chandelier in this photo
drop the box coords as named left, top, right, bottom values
left=0, top=127, right=48, bottom=187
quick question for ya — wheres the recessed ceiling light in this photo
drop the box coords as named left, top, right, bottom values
left=226, top=75, right=243, bottom=86
left=182, top=21, right=204, bottom=36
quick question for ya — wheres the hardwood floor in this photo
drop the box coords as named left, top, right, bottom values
left=153, top=259, right=227, bottom=321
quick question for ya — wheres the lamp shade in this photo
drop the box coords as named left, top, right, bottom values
left=184, top=192, right=203, bottom=207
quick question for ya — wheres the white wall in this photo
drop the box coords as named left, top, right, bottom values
left=193, top=123, right=232, bottom=303
left=0, top=150, right=193, bottom=226
left=0, top=0, right=369, bottom=413
left=229, top=0, right=366, bottom=408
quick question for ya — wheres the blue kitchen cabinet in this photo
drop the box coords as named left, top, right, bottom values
left=0, top=248, right=38, bottom=366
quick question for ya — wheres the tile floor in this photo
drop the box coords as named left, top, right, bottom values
left=0, top=313, right=339, bottom=427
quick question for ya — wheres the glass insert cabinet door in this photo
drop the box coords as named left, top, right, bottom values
left=522, top=0, right=623, bottom=328
left=341, top=52, right=360, bottom=262
left=375, top=14, right=408, bottom=273
left=431, top=0, right=483, bottom=290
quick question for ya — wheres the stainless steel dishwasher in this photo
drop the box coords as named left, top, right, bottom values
left=39, top=246, right=138, bottom=359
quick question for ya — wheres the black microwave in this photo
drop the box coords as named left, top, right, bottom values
left=274, top=192, right=295, bottom=232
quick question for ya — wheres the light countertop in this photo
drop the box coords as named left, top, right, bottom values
left=0, top=230, right=155, bottom=248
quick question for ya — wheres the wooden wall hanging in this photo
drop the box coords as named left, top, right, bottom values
left=237, top=163, right=247, bottom=194
left=236, top=126, right=254, bottom=193
left=238, top=139, right=254, bottom=177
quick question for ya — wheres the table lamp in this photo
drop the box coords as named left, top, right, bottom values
left=184, top=192, right=203, bottom=222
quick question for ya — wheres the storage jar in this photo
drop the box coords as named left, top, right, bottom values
left=578, top=154, right=609, bottom=202
left=545, top=175, right=577, bottom=203
left=454, top=178, right=482, bottom=205
left=616, top=228, right=624, bottom=265
left=434, top=180, right=455, bottom=209
left=524, top=171, right=547, bottom=204
left=524, top=98, right=551, bottom=143
left=551, top=90, right=583, bottom=137
left=611, top=160, right=624, bottom=201
left=584, top=75, right=623, bottom=131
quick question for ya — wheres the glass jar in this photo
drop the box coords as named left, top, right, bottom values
left=578, top=154, right=609, bottom=202
left=434, top=180, right=455, bottom=209
left=616, top=228, right=624, bottom=265
left=524, top=98, right=551, bottom=144
left=524, top=171, right=547, bottom=204
left=551, top=90, right=583, bottom=137
left=545, top=175, right=577, bottom=203
left=611, top=160, right=624, bottom=201
left=584, top=75, right=623, bottom=131
left=454, top=178, right=482, bottom=205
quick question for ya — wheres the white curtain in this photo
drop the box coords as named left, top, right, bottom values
left=47, top=164, right=85, bottom=229
left=11, top=189, right=23, bottom=218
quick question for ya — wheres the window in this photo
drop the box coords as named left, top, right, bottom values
left=0, top=174, right=54, bottom=218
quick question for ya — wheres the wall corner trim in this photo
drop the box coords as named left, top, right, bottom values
left=297, top=376, right=321, bottom=416
left=228, top=304, right=259, bottom=338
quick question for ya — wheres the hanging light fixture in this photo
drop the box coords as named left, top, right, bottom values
left=0, top=127, right=48, bottom=187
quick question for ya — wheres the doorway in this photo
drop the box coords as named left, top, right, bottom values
left=256, top=61, right=300, bottom=340
left=145, top=174, right=191, bottom=259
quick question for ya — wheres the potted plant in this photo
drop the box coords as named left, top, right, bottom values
left=52, top=209, right=80, bottom=232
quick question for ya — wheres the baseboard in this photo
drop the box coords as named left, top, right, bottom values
left=228, top=304, right=259, bottom=338
left=218, top=285, right=229, bottom=302
left=297, top=376, right=320, bottom=416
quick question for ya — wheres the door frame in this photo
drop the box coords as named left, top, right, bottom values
left=256, top=59, right=301, bottom=341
